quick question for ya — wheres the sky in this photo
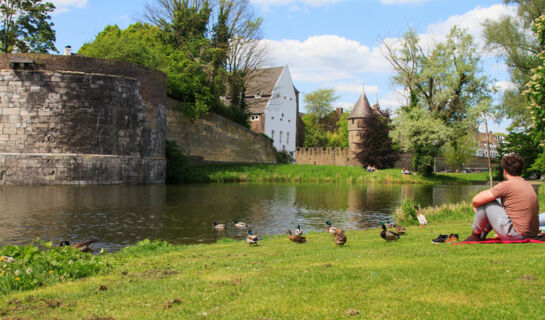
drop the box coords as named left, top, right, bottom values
left=49, top=0, right=515, bottom=132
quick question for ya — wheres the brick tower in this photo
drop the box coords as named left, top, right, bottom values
left=348, top=89, right=374, bottom=161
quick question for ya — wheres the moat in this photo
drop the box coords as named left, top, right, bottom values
left=0, top=183, right=485, bottom=251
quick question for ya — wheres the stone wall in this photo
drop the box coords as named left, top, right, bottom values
left=167, top=99, right=277, bottom=164
left=295, top=147, right=359, bottom=166
left=296, top=147, right=498, bottom=171
left=0, top=54, right=166, bottom=185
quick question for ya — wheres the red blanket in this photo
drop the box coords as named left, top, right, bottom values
left=454, top=237, right=545, bottom=245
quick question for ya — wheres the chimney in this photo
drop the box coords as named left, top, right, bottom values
left=336, top=107, right=343, bottom=116
left=64, top=45, right=72, bottom=56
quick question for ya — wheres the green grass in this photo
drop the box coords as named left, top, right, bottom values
left=184, top=164, right=490, bottom=184
left=1, top=223, right=544, bottom=319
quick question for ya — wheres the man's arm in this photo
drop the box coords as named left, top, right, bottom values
left=472, top=190, right=496, bottom=210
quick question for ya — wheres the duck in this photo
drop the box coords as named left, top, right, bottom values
left=325, top=220, right=339, bottom=235
left=286, top=230, right=307, bottom=243
left=335, top=229, right=347, bottom=246
left=246, top=230, right=258, bottom=246
left=59, top=239, right=96, bottom=252
left=233, top=220, right=248, bottom=228
left=213, top=222, right=225, bottom=231
left=385, top=220, right=395, bottom=228
left=380, top=222, right=400, bottom=241
left=415, top=205, right=428, bottom=227
left=295, top=225, right=303, bottom=236
left=395, top=224, right=406, bottom=235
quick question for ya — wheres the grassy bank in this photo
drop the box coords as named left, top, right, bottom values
left=1, top=223, right=544, bottom=319
left=183, top=164, right=490, bottom=184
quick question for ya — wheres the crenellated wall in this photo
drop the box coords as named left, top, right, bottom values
left=295, top=147, right=359, bottom=166
left=296, top=147, right=497, bottom=171
left=0, top=54, right=166, bottom=185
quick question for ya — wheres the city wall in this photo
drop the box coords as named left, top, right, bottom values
left=166, top=99, right=277, bottom=165
left=0, top=54, right=166, bottom=185
left=296, top=147, right=497, bottom=171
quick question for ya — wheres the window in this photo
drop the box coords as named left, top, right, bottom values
left=287, top=132, right=290, bottom=145
left=271, top=130, right=275, bottom=140
left=271, top=116, right=274, bottom=120
left=279, top=131, right=283, bottom=143
left=288, top=119, right=291, bottom=123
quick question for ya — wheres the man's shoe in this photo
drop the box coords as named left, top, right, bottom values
left=431, top=234, right=449, bottom=244
left=445, top=234, right=459, bottom=243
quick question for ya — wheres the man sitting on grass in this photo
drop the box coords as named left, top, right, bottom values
left=464, top=154, right=539, bottom=242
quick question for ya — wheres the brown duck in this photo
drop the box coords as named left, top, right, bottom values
left=335, top=229, right=347, bottom=246
left=286, top=230, right=307, bottom=243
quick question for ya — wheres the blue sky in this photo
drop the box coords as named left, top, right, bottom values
left=50, top=0, right=513, bottom=132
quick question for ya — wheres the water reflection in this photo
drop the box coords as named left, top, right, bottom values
left=0, top=183, right=485, bottom=251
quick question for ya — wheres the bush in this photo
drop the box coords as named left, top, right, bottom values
left=165, top=140, right=192, bottom=184
left=210, top=104, right=250, bottom=128
left=0, top=241, right=109, bottom=294
left=395, top=198, right=418, bottom=224
left=276, top=150, right=294, bottom=164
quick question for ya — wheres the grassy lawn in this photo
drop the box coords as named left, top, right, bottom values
left=1, top=220, right=544, bottom=319
left=185, top=164, right=490, bottom=184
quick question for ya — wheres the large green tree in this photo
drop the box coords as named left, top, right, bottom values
left=482, top=0, right=545, bottom=128
left=522, top=13, right=545, bottom=174
left=383, top=26, right=491, bottom=175
left=304, top=88, right=339, bottom=121
left=0, top=0, right=56, bottom=53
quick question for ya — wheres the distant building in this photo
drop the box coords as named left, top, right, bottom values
left=348, top=89, right=374, bottom=160
left=243, top=66, right=303, bottom=157
left=476, top=132, right=503, bottom=159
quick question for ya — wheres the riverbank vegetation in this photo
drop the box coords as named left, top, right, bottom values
left=177, top=163, right=490, bottom=184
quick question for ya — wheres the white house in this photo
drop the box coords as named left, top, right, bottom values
left=244, top=66, right=302, bottom=157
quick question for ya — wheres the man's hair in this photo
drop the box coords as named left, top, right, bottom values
left=501, top=154, right=524, bottom=176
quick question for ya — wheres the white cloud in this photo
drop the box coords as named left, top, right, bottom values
left=50, top=0, right=88, bottom=14
left=262, top=35, right=391, bottom=83
left=424, top=4, right=515, bottom=47
left=493, top=81, right=516, bottom=92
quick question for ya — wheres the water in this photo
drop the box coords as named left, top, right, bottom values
left=0, top=183, right=485, bottom=251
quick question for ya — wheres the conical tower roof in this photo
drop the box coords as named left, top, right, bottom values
left=348, top=90, right=374, bottom=119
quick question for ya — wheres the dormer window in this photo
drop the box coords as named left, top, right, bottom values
left=251, top=115, right=260, bottom=121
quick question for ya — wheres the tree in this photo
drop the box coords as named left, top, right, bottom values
left=497, top=130, right=542, bottom=177
left=355, top=110, right=399, bottom=169
left=482, top=0, right=545, bottom=128
left=522, top=13, right=545, bottom=174
left=441, top=133, right=479, bottom=172
left=382, top=26, right=491, bottom=175
left=390, top=106, right=452, bottom=176
left=304, top=88, right=339, bottom=121
left=0, top=0, right=56, bottom=53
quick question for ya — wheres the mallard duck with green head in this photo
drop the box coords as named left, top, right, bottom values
left=246, top=230, right=258, bottom=246
left=286, top=229, right=307, bottom=243
left=295, top=225, right=303, bottom=236
left=325, top=220, right=339, bottom=235
left=214, top=222, right=225, bottom=231
left=233, top=220, right=248, bottom=228
left=380, top=222, right=400, bottom=241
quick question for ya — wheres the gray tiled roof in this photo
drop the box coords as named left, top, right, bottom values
left=244, top=67, right=284, bottom=114
left=348, top=91, right=374, bottom=119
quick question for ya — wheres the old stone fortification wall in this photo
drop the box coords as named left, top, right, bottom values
left=167, top=99, right=277, bottom=164
left=0, top=54, right=166, bottom=185
left=295, top=147, right=359, bottom=166
left=296, top=147, right=497, bottom=171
